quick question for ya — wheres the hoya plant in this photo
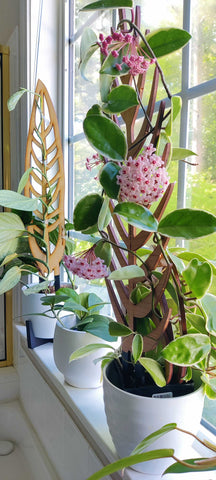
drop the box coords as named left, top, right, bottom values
left=63, top=0, right=216, bottom=400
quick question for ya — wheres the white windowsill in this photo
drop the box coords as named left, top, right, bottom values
left=15, top=324, right=216, bottom=480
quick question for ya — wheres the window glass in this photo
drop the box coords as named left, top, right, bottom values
left=190, top=0, right=216, bottom=87
left=186, top=92, right=216, bottom=260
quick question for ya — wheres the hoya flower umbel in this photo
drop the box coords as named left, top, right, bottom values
left=98, top=31, right=155, bottom=76
left=63, top=247, right=108, bottom=280
left=117, top=144, right=169, bottom=206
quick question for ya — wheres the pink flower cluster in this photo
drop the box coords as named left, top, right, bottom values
left=98, top=31, right=154, bottom=76
left=63, top=248, right=108, bottom=280
left=117, top=144, right=169, bottom=206
left=85, top=153, right=101, bottom=171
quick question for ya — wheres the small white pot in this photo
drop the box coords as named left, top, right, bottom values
left=103, top=361, right=204, bottom=475
left=53, top=315, right=116, bottom=388
left=22, top=285, right=56, bottom=339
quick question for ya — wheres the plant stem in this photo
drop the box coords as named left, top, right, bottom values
left=117, top=19, right=172, bottom=99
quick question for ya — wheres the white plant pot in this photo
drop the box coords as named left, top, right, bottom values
left=103, top=361, right=204, bottom=475
left=22, top=285, right=56, bottom=339
left=53, top=315, right=117, bottom=388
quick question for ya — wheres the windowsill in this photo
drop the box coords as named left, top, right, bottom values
left=15, top=324, right=216, bottom=480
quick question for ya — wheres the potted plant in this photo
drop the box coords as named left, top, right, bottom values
left=0, top=80, right=74, bottom=339
left=41, top=287, right=118, bottom=387
left=84, top=422, right=216, bottom=479
left=64, top=0, right=216, bottom=474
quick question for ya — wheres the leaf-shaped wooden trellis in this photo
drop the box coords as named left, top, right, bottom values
left=24, top=80, right=65, bottom=281
left=105, top=7, right=186, bottom=381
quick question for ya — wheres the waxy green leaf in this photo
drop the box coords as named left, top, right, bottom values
left=201, top=294, right=216, bottom=337
left=0, top=190, right=39, bottom=211
left=0, top=266, right=21, bottom=294
left=182, top=259, right=212, bottom=299
left=0, top=212, right=25, bottom=243
left=100, top=47, right=130, bottom=76
left=94, top=240, right=112, bottom=267
left=83, top=114, right=127, bottom=161
left=97, top=196, right=112, bottom=231
left=143, top=28, right=192, bottom=58
left=109, top=321, right=132, bottom=337
left=108, top=265, right=145, bottom=280
left=171, top=147, right=198, bottom=161
left=164, top=457, right=216, bottom=474
left=162, top=334, right=211, bottom=366
left=99, top=162, right=121, bottom=199
left=131, top=424, right=177, bottom=455
left=81, top=0, right=133, bottom=10
left=102, top=85, right=139, bottom=114
left=73, top=194, right=103, bottom=231
left=83, top=315, right=118, bottom=342
left=132, top=334, right=143, bottom=363
left=139, top=357, right=166, bottom=387
left=69, top=343, right=115, bottom=362
left=114, top=202, right=158, bottom=231
left=158, top=209, right=216, bottom=239
left=7, top=88, right=28, bottom=111
left=17, top=168, right=33, bottom=194
left=165, top=96, right=182, bottom=137
left=84, top=450, right=174, bottom=480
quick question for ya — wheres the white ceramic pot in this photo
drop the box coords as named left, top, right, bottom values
left=53, top=315, right=116, bottom=388
left=103, top=361, right=204, bottom=475
left=22, top=285, right=56, bottom=339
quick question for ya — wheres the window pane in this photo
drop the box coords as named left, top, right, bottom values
left=187, top=92, right=216, bottom=259
left=73, top=139, right=101, bottom=205
left=190, top=0, right=216, bottom=87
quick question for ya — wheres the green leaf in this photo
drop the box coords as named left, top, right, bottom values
left=131, top=423, right=177, bottom=455
left=201, top=294, right=216, bottom=337
left=204, top=383, right=216, bottom=399
left=143, top=28, right=191, bottom=58
left=0, top=190, right=39, bottom=211
left=158, top=209, right=216, bottom=239
left=7, top=88, right=28, bottom=111
left=171, top=147, right=198, bottom=161
left=182, top=259, right=212, bottom=299
left=22, top=280, right=50, bottom=295
left=99, top=162, right=121, bottom=199
left=176, top=251, right=216, bottom=276
left=69, top=343, right=115, bottom=362
left=130, top=284, right=151, bottom=304
left=56, top=287, right=80, bottom=302
left=108, top=265, right=145, bottom=280
left=102, top=85, right=139, bottom=114
left=97, top=196, right=112, bottom=231
left=186, top=313, right=207, bottom=335
left=81, top=0, right=133, bottom=10
left=84, top=450, right=174, bottom=480
left=0, top=212, right=25, bottom=243
left=83, top=315, right=118, bottom=342
left=165, top=96, right=182, bottom=137
left=0, top=238, right=19, bottom=260
left=164, top=457, right=216, bottom=474
left=113, top=202, right=158, bottom=231
left=139, top=357, right=166, bottom=387
left=162, top=334, right=211, bottom=366
left=0, top=266, right=22, bottom=294
left=79, top=36, right=99, bottom=80
left=132, top=334, right=143, bottom=363
left=100, top=74, right=114, bottom=103
left=83, top=114, right=127, bottom=161
left=17, top=168, right=34, bottom=194
left=109, top=321, right=132, bottom=337
left=94, top=240, right=112, bottom=267
left=100, top=47, right=130, bottom=76
left=73, top=194, right=103, bottom=231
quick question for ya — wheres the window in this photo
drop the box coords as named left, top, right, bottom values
left=65, top=0, right=216, bottom=430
